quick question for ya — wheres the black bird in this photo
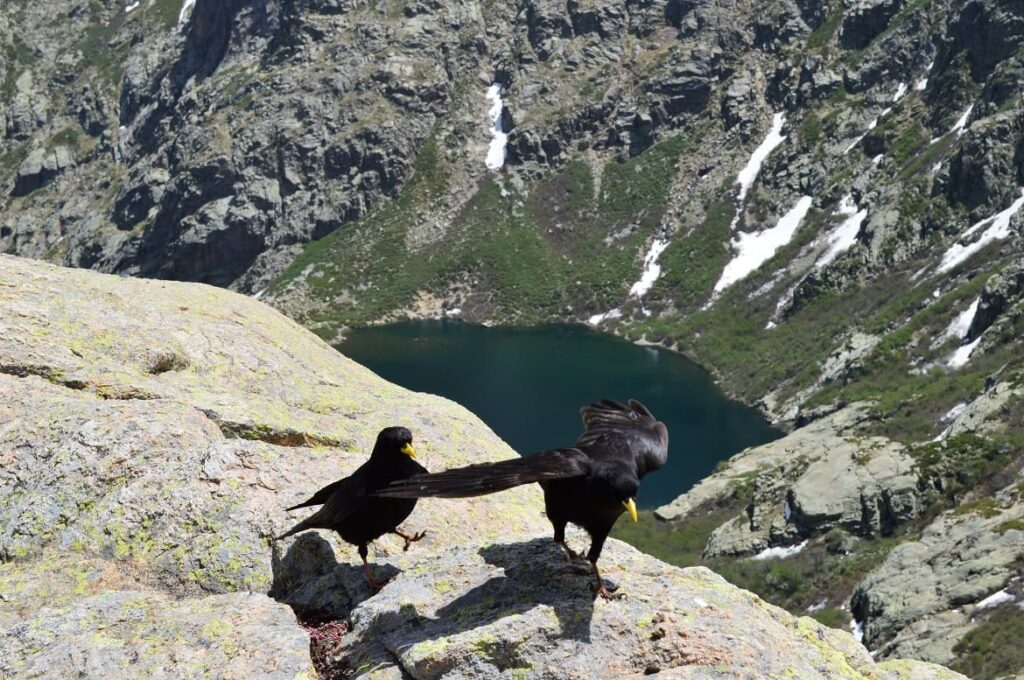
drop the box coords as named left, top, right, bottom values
left=275, top=426, right=428, bottom=592
left=377, top=399, right=668, bottom=598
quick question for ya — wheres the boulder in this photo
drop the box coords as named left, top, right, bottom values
left=851, top=481, right=1024, bottom=665
left=657, top=407, right=924, bottom=556
left=11, top=146, right=75, bottom=197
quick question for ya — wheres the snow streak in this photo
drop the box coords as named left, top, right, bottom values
left=179, top=0, right=197, bottom=27
left=484, top=84, right=508, bottom=170
left=752, top=541, right=808, bottom=561
left=938, top=188, right=1024, bottom=273
left=816, top=194, right=867, bottom=268
left=629, top=238, right=671, bottom=298
left=714, top=196, right=813, bottom=294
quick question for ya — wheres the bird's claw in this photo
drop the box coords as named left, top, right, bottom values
left=592, top=582, right=623, bottom=600
left=398, top=530, right=427, bottom=552
left=556, top=541, right=584, bottom=563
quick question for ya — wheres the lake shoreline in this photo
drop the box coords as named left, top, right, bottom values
left=338, top=319, right=782, bottom=509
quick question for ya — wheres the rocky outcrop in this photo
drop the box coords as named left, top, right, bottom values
left=851, top=480, right=1024, bottom=665
left=0, top=255, right=963, bottom=679
left=657, top=407, right=925, bottom=558
left=1, top=554, right=314, bottom=679
left=11, top=146, right=75, bottom=197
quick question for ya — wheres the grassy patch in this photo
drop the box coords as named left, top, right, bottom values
left=617, top=509, right=907, bottom=628
left=273, top=134, right=689, bottom=328
left=807, top=6, right=844, bottom=51
left=611, top=507, right=736, bottom=568
left=652, top=194, right=733, bottom=310
left=952, top=604, right=1024, bottom=679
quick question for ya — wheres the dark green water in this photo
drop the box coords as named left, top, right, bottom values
left=340, top=321, right=780, bottom=508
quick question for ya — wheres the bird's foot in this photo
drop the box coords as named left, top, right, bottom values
left=366, top=575, right=390, bottom=594
left=555, top=540, right=584, bottom=563
left=395, top=530, right=428, bottom=552
left=592, top=581, right=623, bottom=600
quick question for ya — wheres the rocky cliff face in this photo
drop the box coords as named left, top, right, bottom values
left=0, top=255, right=965, bottom=679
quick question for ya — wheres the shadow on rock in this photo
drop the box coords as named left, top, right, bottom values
left=438, top=539, right=597, bottom=642
left=269, top=533, right=399, bottom=619
left=357, top=537, right=597, bottom=660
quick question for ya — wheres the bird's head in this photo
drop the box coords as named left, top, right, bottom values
left=373, top=426, right=417, bottom=460
left=591, top=462, right=639, bottom=522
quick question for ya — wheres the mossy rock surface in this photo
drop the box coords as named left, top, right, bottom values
left=0, top=256, right=964, bottom=679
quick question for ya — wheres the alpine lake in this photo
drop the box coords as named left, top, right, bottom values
left=340, top=320, right=780, bottom=508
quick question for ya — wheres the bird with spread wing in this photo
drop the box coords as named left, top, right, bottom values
left=275, top=426, right=428, bottom=592
left=376, top=399, right=668, bottom=598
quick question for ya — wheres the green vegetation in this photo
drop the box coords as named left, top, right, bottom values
left=798, top=113, right=822, bottom=145
left=76, top=3, right=131, bottom=87
left=2, top=34, right=36, bottom=98
left=653, top=195, right=733, bottom=310
left=610, top=508, right=734, bottom=568
left=614, top=510, right=907, bottom=631
left=952, top=605, right=1024, bottom=680
left=272, top=134, right=688, bottom=330
left=46, top=125, right=85, bottom=153
left=152, top=0, right=185, bottom=28
left=807, top=7, right=844, bottom=51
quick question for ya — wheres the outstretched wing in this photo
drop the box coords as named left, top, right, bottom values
left=375, top=448, right=591, bottom=499
left=285, top=478, right=348, bottom=511
left=576, top=399, right=668, bottom=478
left=276, top=474, right=367, bottom=540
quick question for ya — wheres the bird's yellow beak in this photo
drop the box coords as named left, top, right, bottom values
left=622, top=498, right=638, bottom=523
left=400, top=443, right=417, bottom=459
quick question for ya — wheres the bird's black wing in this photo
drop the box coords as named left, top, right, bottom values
left=275, top=473, right=367, bottom=540
left=576, top=399, right=669, bottom=478
left=375, top=448, right=591, bottom=499
left=285, top=478, right=349, bottom=511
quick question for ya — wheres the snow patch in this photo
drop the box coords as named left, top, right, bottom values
left=892, top=82, right=908, bottom=101
left=844, top=109, right=891, bottom=154
left=752, top=540, right=808, bottom=561
left=588, top=308, right=622, bottom=326
left=976, top=589, right=1016, bottom=609
left=951, top=104, right=974, bottom=137
left=252, top=288, right=267, bottom=300
left=816, top=194, right=867, bottom=268
left=125, top=1, right=140, bottom=12
left=915, top=62, right=933, bottom=91
left=943, top=402, right=968, bottom=422
left=807, top=599, right=828, bottom=613
left=948, top=337, right=982, bottom=368
left=629, top=238, right=671, bottom=298
left=179, top=0, right=197, bottom=27
left=940, top=297, right=980, bottom=342
left=484, top=84, right=508, bottom=170
left=851, top=618, right=865, bottom=644
left=734, top=113, right=787, bottom=207
left=714, top=196, right=813, bottom=293
left=938, top=188, right=1024, bottom=273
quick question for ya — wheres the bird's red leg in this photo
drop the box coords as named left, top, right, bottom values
left=555, top=540, right=583, bottom=562
left=392, top=529, right=428, bottom=552
left=552, top=523, right=583, bottom=562
left=360, top=545, right=387, bottom=593
left=591, top=563, right=622, bottom=600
